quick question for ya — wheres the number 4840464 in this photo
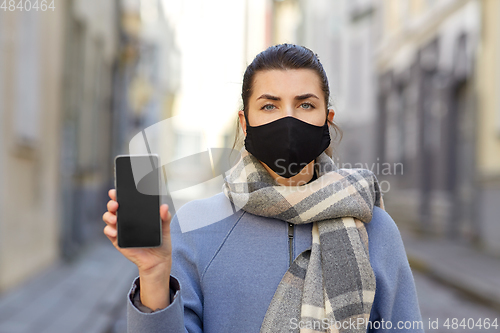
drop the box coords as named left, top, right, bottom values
left=1, top=0, right=56, bottom=11
left=443, top=318, right=498, bottom=330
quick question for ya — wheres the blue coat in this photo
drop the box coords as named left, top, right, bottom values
left=127, top=192, right=424, bottom=332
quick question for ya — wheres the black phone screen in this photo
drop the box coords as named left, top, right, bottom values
left=115, top=155, right=162, bottom=248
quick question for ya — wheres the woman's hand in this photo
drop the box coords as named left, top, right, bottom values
left=103, top=189, right=173, bottom=310
left=102, top=189, right=173, bottom=277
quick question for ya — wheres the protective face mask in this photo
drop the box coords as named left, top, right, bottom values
left=244, top=115, right=331, bottom=178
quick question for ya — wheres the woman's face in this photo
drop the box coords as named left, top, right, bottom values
left=239, top=69, right=335, bottom=132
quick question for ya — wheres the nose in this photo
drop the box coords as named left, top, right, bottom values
left=283, top=104, right=295, bottom=118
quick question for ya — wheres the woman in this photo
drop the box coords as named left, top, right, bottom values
left=103, top=44, right=424, bottom=333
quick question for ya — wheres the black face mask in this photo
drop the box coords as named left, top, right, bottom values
left=244, top=115, right=331, bottom=178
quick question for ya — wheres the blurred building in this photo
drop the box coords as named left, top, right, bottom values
left=60, top=0, right=121, bottom=261
left=0, top=0, right=120, bottom=292
left=115, top=0, right=180, bottom=214
left=374, top=0, right=500, bottom=256
left=0, top=0, right=180, bottom=294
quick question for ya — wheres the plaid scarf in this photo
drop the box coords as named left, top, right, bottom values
left=222, top=148, right=385, bottom=333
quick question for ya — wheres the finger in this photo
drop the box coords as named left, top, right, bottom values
left=107, top=200, right=118, bottom=213
left=103, top=226, right=119, bottom=249
left=102, top=211, right=117, bottom=225
left=160, top=204, right=171, bottom=223
left=109, top=189, right=116, bottom=201
left=104, top=224, right=117, bottom=238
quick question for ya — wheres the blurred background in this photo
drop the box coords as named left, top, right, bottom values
left=0, top=0, right=500, bottom=332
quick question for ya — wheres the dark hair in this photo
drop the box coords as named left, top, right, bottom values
left=233, top=43, right=342, bottom=157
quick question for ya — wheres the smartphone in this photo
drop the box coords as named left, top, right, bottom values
left=114, top=154, right=162, bottom=248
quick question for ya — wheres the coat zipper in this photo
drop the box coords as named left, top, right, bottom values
left=288, top=223, right=294, bottom=267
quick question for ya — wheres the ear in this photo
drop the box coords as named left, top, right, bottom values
left=327, top=108, right=335, bottom=123
left=238, top=110, right=247, bottom=135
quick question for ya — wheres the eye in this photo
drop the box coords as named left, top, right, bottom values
left=300, top=103, right=314, bottom=110
left=261, top=104, right=276, bottom=111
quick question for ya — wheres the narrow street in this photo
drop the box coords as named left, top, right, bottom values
left=1, top=234, right=499, bottom=333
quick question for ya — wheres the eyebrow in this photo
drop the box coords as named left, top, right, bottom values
left=295, top=93, right=319, bottom=100
left=256, top=93, right=319, bottom=101
left=257, top=94, right=280, bottom=101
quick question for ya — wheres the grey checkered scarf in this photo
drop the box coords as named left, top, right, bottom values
left=222, top=148, right=385, bottom=333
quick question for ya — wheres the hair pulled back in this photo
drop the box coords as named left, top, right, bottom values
left=242, top=43, right=331, bottom=113
left=233, top=43, right=342, bottom=156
